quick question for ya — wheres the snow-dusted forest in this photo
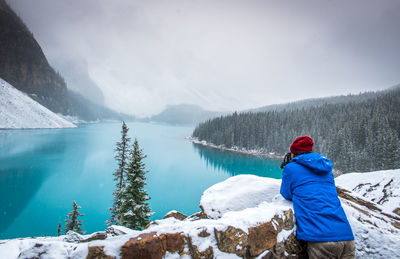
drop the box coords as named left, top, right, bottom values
left=193, top=87, right=400, bottom=173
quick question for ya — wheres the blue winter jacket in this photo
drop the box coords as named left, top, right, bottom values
left=280, top=152, right=354, bottom=242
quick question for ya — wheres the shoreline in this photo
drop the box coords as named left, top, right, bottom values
left=187, top=137, right=343, bottom=177
left=186, top=136, right=284, bottom=160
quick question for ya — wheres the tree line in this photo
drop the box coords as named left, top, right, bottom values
left=192, top=87, right=400, bottom=173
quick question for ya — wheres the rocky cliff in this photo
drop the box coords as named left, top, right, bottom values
left=0, top=0, right=71, bottom=114
left=0, top=170, right=399, bottom=258
left=0, top=0, right=131, bottom=122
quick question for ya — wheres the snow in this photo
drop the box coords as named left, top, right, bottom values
left=217, top=201, right=291, bottom=233
left=277, top=229, right=293, bottom=243
left=140, top=175, right=293, bottom=257
left=0, top=78, right=76, bottom=129
left=336, top=169, right=400, bottom=215
left=0, top=239, right=20, bottom=259
left=1, top=170, right=400, bottom=258
left=124, top=210, right=134, bottom=216
left=341, top=202, right=400, bottom=258
left=336, top=169, right=400, bottom=258
left=200, top=174, right=285, bottom=219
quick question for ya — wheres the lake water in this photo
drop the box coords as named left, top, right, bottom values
left=0, top=122, right=282, bottom=239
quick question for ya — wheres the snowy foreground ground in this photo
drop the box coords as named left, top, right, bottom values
left=0, top=169, right=399, bottom=258
left=0, top=78, right=76, bottom=129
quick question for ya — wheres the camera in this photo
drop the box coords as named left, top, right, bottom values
left=280, top=152, right=292, bottom=169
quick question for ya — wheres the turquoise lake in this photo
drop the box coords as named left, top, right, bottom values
left=0, top=122, right=282, bottom=239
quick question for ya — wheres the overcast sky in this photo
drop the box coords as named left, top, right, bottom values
left=8, top=0, right=400, bottom=117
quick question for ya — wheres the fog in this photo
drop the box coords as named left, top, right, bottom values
left=8, top=0, right=400, bottom=117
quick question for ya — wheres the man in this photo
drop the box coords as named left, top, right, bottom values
left=280, top=135, right=355, bottom=259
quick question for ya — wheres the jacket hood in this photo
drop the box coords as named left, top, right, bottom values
left=291, top=152, right=333, bottom=174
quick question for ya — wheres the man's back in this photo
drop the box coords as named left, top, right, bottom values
left=280, top=152, right=354, bottom=242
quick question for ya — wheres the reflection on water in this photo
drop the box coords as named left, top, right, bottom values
left=0, top=129, right=67, bottom=234
left=0, top=168, right=48, bottom=234
left=192, top=143, right=282, bottom=178
left=0, top=123, right=283, bottom=239
left=0, top=128, right=89, bottom=238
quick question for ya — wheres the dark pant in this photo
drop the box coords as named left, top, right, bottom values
left=307, top=240, right=355, bottom=259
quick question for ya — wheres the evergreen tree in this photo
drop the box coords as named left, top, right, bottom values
left=107, top=121, right=131, bottom=225
left=57, top=222, right=62, bottom=236
left=192, top=87, right=400, bottom=173
left=65, top=201, right=84, bottom=234
left=119, top=139, right=153, bottom=230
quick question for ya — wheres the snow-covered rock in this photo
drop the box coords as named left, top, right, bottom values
left=336, top=169, right=400, bottom=216
left=0, top=78, right=76, bottom=129
left=200, top=174, right=284, bottom=219
left=0, top=170, right=399, bottom=258
left=335, top=169, right=400, bottom=258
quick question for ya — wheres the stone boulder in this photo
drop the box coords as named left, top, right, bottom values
left=187, top=237, right=214, bottom=259
left=86, top=246, right=115, bottom=259
left=214, top=226, right=247, bottom=257
left=213, top=208, right=301, bottom=258
left=63, top=231, right=83, bottom=243
left=248, top=220, right=279, bottom=256
left=121, top=232, right=186, bottom=259
left=81, top=232, right=108, bottom=243
left=163, top=210, right=188, bottom=221
left=105, top=225, right=134, bottom=237
left=187, top=211, right=209, bottom=221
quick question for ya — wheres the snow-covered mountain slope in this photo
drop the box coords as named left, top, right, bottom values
left=0, top=170, right=399, bottom=258
left=0, top=78, right=76, bottom=129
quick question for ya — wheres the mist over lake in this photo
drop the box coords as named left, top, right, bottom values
left=0, top=122, right=282, bottom=239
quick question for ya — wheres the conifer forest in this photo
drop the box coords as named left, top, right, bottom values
left=192, top=87, right=400, bottom=173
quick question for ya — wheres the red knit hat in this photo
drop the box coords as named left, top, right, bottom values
left=290, top=136, right=314, bottom=155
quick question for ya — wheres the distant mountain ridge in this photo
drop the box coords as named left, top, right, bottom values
left=147, top=104, right=227, bottom=125
left=143, top=86, right=397, bottom=125
left=246, top=86, right=399, bottom=113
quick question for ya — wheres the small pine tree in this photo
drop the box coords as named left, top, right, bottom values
left=65, top=201, right=85, bottom=234
left=57, top=222, right=62, bottom=236
left=119, top=139, right=153, bottom=230
left=108, top=121, right=131, bottom=226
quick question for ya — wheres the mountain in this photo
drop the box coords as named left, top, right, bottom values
left=0, top=0, right=70, bottom=114
left=67, top=91, right=132, bottom=122
left=0, top=78, right=75, bottom=129
left=52, top=56, right=105, bottom=106
left=0, top=169, right=399, bottom=258
left=0, top=0, right=129, bottom=122
left=147, top=104, right=226, bottom=125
